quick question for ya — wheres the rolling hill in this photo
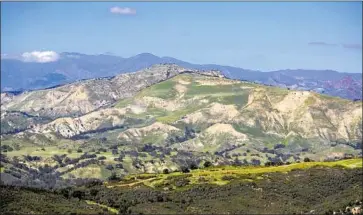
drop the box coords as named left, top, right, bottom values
left=1, top=65, right=361, bottom=186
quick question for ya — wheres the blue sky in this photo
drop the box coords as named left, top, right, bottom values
left=1, top=2, right=362, bottom=73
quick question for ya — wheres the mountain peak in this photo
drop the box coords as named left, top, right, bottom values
left=131, top=52, right=159, bottom=59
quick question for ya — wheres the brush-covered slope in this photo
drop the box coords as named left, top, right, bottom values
left=1, top=111, right=51, bottom=135
left=2, top=164, right=362, bottom=215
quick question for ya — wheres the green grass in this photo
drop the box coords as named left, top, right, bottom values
left=106, top=158, right=362, bottom=189
left=184, top=82, right=247, bottom=99
left=115, top=78, right=179, bottom=109
left=137, top=79, right=178, bottom=100
left=4, top=146, right=83, bottom=158
left=115, top=98, right=133, bottom=108
left=85, top=200, right=119, bottom=214
left=232, top=123, right=267, bottom=138
left=156, top=105, right=205, bottom=124
left=62, top=164, right=105, bottom=179
left=124, top=107, right=167, bottom=122
left=141, top=134, right=167, bottom=144
left=282, top=137, right=289, bottom=145
left=218, top=93, right=249, bottom=107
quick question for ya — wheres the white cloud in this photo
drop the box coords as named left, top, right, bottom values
left=110, top=7, right=136, bottom=15
left=21, top=51, right=60, bottom=63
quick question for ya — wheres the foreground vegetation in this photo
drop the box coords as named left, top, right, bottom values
left=0, top=185, right=108, bottom=214
left=106, top=158, right=362, bottom=188
left=1, top=159, right=362, bottom=214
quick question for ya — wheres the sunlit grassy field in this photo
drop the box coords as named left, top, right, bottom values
left=106, top=158, right=362, bottom=189
left=85, top=200, right=119, bottom=214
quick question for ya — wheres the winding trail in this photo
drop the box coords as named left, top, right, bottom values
left=106, top=177, right=157, bottom=188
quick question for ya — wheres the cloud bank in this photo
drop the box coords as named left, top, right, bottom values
left=110, top=7, right=136, bottom=15
left=21, top=51, right=60, bottom=63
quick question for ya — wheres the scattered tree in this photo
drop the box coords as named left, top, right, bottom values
left=108, top=172, right=120, bottom=181
left=181, top=166, right=190, bottom=173
left=90, top=189, right=99, bottom=196
left=304, top=157, right=312, bottom=162
left=72, top=190, right=85, bottom=200
left=190, top=163, right=198, bottom=170
left=203, top=161, right=213, bottom=168
left=106, top=164, right=114, bottom=171
left=112, top=149, right=118, bottom=155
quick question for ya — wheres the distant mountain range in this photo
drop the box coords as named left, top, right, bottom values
left=1, top=52, right=362, bottom=100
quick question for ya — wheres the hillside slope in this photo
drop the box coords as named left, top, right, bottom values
left=33, top=73, right=362, bottom=141
left=1, top=64, right=224, bottom=119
